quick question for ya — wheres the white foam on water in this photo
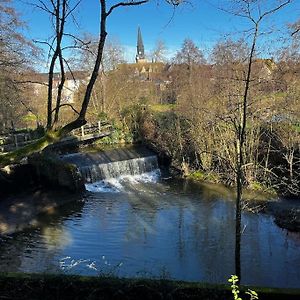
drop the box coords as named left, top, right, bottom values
left=85, top=178, right=123, bottom=193
left=85, top=169, right=161, bottom=193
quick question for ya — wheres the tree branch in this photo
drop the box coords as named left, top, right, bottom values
left=106, top=0, right=149, bottom=17
left=65, top=0, right=82, bottom=18
left=258, top=0, right=291, bottom=22
left=291, top=26, right=300, bottom=36
left=33, top=39, right=55, bottom=53
left=12, top=79, right=49, bottom=87
left=51, top=103, right=80, bottom=115
left=62, top=57, right=77, bottom=83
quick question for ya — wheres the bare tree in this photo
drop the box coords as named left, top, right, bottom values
left=151, top=39, right=167, bottom=62
left=174, top=38, right=205, bottom=66
left=75, top=35, right=125, bottom=115
left=0, top=0, right=38, bottom=131
left=32, top=0, right=88, bottom=129
left=211, top=38, right=249, bottom=66
left=59, top=0, right=181, bottom=136
left=222, top=0, right=293, bottom=279
left=290, top=19, right=300, bottom=36
left=0, top=0, right=183, bottom=167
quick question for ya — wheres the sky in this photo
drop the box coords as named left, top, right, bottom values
left=14, top=0, right=300, bottom=64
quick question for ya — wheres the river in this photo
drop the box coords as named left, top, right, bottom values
left=0, top=148, right=300, bottom=288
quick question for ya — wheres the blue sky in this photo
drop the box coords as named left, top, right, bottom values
left=15, top=0, right=300, bottom=63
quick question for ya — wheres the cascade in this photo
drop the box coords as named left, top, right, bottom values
left=61, top=147, right=160, bottom=187
left=80, top=155, right=158, bottom=183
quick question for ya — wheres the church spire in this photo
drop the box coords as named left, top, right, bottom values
left=136, top=26, right=145, bottom=63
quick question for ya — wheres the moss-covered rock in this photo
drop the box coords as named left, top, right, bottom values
left=29, top=153, right=85, bottom=192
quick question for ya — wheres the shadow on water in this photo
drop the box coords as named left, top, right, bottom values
left=0, top=189, right=84, bottom=235
left=0, top=193, right=85, bottom=273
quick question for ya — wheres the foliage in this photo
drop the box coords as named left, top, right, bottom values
left=188, top=170, right=219, bottom=183
left=150, top=104, right=176, bottom=113
left=98, top=130, right=122, bottom=145
left=229, top=275, right=258, bottom=300
left=249, top=181, right=265, bottom=192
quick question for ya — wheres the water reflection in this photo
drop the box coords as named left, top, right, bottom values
left=0, top=179, right=300, bottom=288
left=0, top=200, right=84, bottom=273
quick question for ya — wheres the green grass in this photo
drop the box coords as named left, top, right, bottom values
left=188, top=170, right=220, bottom=183
left=150, top=104, right=176, bottom=113
left=292, top=124, right=300, bottom=133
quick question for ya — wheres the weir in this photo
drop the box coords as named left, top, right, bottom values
left=61, top=146, right=159, bottom=183
left=80, top=156, right=158, bottom=183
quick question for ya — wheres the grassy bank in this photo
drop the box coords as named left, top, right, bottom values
left=0, top=273, right=300, bottom=300
left=185, top=170, right=277, bottom=201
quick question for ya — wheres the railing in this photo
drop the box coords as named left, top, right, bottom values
left=71, top=120, right=112, bottom=138
left=0, top=132, right=35, bottom=152
left=0, top=121, right=113, bottom=153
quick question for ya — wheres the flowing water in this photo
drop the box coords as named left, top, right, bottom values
left=0, top=147, right=300, bottom=288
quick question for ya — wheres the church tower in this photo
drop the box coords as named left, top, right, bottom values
left=136, top=27, right=146, bottom=63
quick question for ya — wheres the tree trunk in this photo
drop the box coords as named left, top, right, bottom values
left=235, top=23, right=258, bottom=281
left=46, top=0, right=66, bottom=130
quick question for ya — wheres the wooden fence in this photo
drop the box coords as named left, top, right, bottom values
left=0, top=121, right=113, bottom=153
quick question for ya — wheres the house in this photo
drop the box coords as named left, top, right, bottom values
left=25, top=71, right=89, bottom=104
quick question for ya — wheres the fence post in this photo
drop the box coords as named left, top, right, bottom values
left=14, top=134, right=18, bottom=149
left=98, top=121, right=101, bottom=133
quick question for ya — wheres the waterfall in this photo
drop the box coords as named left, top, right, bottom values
left=80, top=155, right=159, bottom=183
left=61, top=147, right=161, bottom=192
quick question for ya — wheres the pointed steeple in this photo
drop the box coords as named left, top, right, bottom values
left=136, top=26, right=145, bottom=63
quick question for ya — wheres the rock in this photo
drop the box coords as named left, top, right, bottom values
left=28, top=153, right=85, bottom=192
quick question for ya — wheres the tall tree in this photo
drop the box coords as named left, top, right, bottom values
left=0, top=0, right=183, bottom=166
left=76, top=36, right=125, bottom=115
left=211, top=38, right=249, bottom=65
left=151, top=39, right=167, bottom=63
left=175, top=38, right=205, bottom=66
left=0, top=0, right=37, bottom=131
left=223, top=0, right=293, bottom=280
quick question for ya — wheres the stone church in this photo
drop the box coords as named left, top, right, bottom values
left=131, top=27, right=165, bottom=81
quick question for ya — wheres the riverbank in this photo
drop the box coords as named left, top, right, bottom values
left=0, top=273, right=299, bottom=300
left=181, top=172, right=300, bottom=232
left=1, top=143, right=300, bottom=236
